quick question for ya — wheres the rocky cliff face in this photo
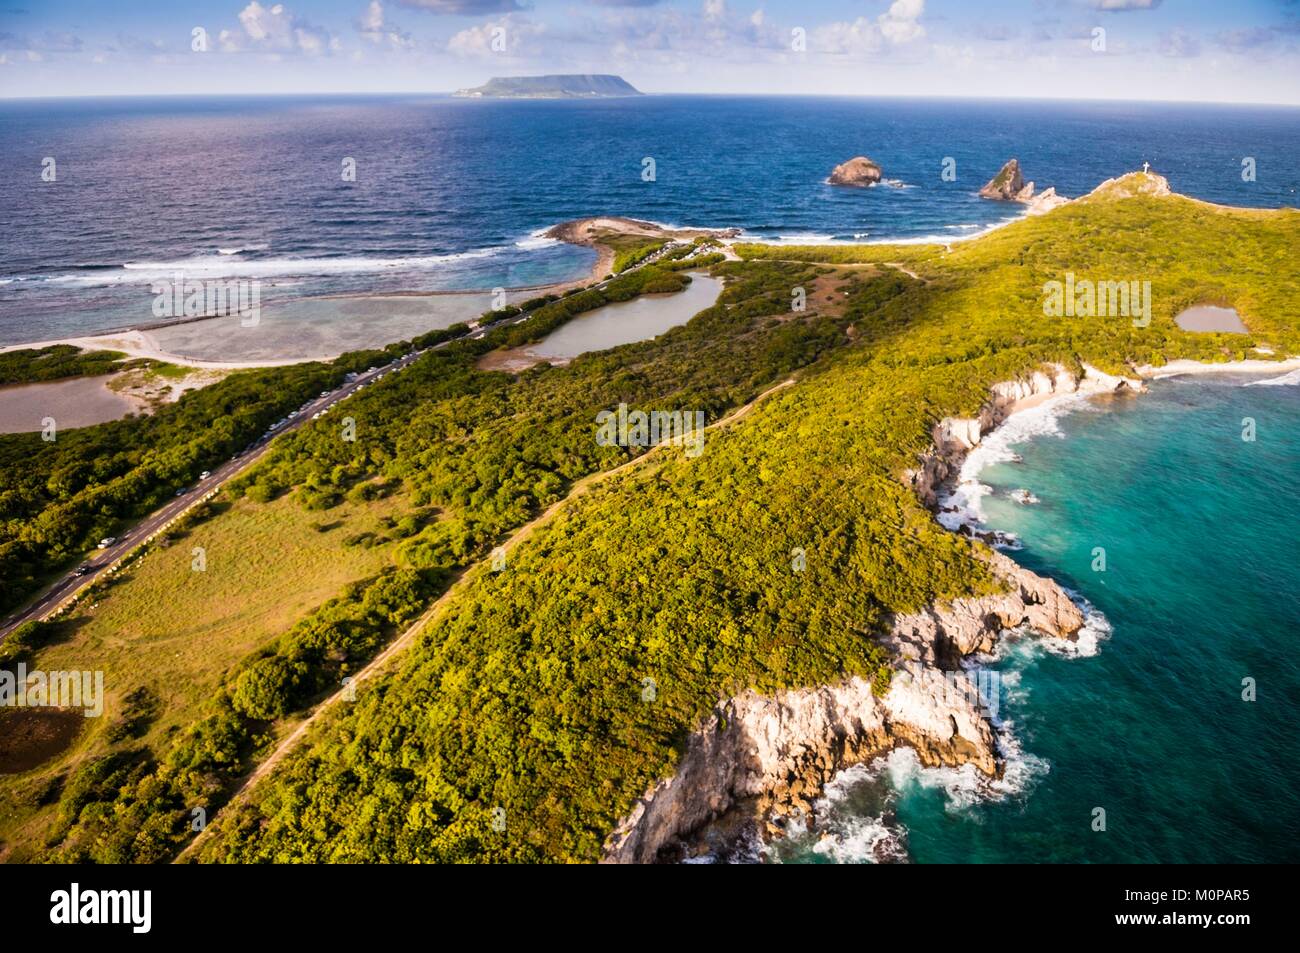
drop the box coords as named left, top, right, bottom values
left=1026, top=186, right=1069, bottom=215
left=829, top=156, right=883, bottom=187
left=602, top=364, right=1136, bottom=864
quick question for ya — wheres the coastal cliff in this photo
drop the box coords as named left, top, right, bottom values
left=602, top=363, right=1138, bottom=863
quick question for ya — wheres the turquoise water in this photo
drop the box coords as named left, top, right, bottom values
left=777, top=371, right=1300, bottom=864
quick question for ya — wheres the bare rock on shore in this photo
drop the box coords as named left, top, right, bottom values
left=1026, top=186, right=1069, bottom=215
left=888, top=550, right=1085, bottom=668
left=829, top=156, right=883, bottom=187
left=907, top=363, right=1143, bottom=509
left=544, top=216, right=738, bottom=247
left=1086, top=170, right=1173, bottom=201
left=601, top=666, right=997, bottom=863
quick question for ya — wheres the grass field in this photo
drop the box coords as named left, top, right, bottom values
left=0, top=488, right=410, bottom=859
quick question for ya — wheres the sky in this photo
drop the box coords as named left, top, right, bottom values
left=1, top=0, right=1298, bottom=103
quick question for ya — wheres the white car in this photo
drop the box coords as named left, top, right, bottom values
left=98, top=537, right=116, bottom=549
left=199, top=470, right=211, bottom=480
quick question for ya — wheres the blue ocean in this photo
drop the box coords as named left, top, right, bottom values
left=1, top=95, right=1298, bottom=342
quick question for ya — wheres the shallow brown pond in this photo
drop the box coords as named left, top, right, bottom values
left=0, top=707, right=86, bottom=774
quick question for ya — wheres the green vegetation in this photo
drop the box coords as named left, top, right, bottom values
left=0, top=490, right=421, bottom=858
left=0, top=345, right=140, bottom=386
left=612, top=241, right=667, bottom=273
left=39, top=568, right=435, bottom=863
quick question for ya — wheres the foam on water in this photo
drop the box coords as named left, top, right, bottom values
left=938, top=391, right=1096, bottom=532
left=38, top=247, right=509, bottom=287
left=1245, top=367, right=1300, bottom=387
left=766, top=761, right=909, bottom=864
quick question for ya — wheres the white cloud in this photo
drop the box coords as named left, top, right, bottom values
left=813, top=17, right=883, bottom=56
left=1157, top=27, right=1199, bottom=58
left=220, top=3, right=335, bottom=55
left=360, top=0, right=384, bottom=33
left=356, top=1, right=415, bottom=49
left=1092, top=0, right=1162, bottom=11
left=878, top=0, right=926, bottom=45
left=815, top=0, right=925, bottom=55
left=447, top=14, right=544, bottom=58
left=399, top=0, right=524, bottom=13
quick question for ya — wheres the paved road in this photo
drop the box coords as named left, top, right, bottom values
left=0, top=347, right=426, bottom=639
left=0, top=247, right=689, bottom=641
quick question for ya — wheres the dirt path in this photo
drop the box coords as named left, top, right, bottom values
left=177, top=375, right=796, bottom=862
left=883, top=262, right=925, bottom=281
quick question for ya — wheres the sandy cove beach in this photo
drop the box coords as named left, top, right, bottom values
left=1136, top=356, right=1300, bottom=379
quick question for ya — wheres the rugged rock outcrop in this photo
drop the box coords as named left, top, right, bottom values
left=829, top=156, right=883, bottom=187
left=979, top=158, right=1034, bottom=201
left=978, top=159, right=1071, bottom=213
left=1026, top=186, right=1069, bottom=215
left=888, top=550, right=1085, bottom=667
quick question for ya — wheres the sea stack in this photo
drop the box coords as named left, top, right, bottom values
left=979, top=158, right=1036, bottom=201
left=829, top=156, right=883, bottom=187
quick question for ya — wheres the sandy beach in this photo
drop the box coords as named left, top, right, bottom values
left=1136, top=356, right=1300, bottom=379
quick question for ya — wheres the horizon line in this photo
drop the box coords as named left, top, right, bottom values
left=3, top=90, right=1299, bottom=109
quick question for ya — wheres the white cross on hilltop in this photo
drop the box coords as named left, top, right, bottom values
left=1142, top=162, right=1150, bottom=174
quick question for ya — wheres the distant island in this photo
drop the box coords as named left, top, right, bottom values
left=453, top=74, right=642, bottom=99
